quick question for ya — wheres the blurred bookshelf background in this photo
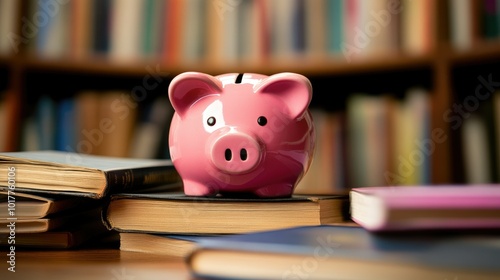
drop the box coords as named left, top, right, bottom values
left=0, top=0, right=500, bottom=193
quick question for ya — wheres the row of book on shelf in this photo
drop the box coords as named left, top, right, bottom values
left=297, top=88, right=500, bottom=195
left=298, top=88, right=431, bottom=193
left=4, top=0, right=491, bottom=64
left=0, top=150, right=500, bottom=279
left=0, top=90, right=174, bottom=159
left=449, top=0, right=500, bottom=50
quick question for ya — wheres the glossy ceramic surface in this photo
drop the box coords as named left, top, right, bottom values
left=168, top=72, right=315, bottom=197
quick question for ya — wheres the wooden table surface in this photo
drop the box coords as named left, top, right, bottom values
left=1, top=249, right=195, bottom=280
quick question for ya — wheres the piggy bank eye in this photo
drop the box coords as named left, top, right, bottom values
left=257, top=116, right=267, bottom=126
left=207, top=116, right=216, bottom=126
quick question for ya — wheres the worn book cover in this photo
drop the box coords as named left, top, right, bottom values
left=105, top=192, right=350, bottom=234
left=188, top=225, right=500, bottom=280
left=0, top=150, right=180, bottom=199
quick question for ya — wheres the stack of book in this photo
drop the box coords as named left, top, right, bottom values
left=104, top=191, right=351, bottom=259
left=0, top=150, right=181, bottom=249
left=0, top=150, right=351, bottom=257
left=185, top=184, right=500, bottom=279
left=0, top=190, right=107, bottom=249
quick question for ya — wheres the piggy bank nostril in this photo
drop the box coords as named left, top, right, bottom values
left=240, top=149, right=248, bottom=161
left=225, top=149, right=232, bottom=161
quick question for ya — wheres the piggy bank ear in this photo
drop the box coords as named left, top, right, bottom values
left=168, top=72, right=223, bottom=117
left=255, top=73, right=312, bottom=119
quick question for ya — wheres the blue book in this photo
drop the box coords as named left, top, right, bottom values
left=188, top=225, right=500, bottom=279
left=291, top=0, right=306, bottom=53
left=327, top=0, right=344, bottom=54
left=36, top=95, right=56, bottom=150
left=55, top=98, right=76, bottom=152
left=35, top=0, right=56, bottom=55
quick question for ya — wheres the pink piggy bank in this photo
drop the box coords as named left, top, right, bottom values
left=168, top=72, right=315, bottom=198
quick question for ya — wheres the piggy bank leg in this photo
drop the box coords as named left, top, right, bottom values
left=253, top=184, right=294, bottom=198
left=183, top=180, right=218, bottom=197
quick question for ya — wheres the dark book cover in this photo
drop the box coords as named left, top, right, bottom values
left=189, top=225, right=500, bottom=279
left=0, top=151, right=180, bottom=199
left=92, top=0, right=111, bottom=54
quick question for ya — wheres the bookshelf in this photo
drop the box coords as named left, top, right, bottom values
left=1, top=0, right=500, bottom=189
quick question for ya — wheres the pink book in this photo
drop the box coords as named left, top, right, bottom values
left=350, top=185, right=500, bottom=231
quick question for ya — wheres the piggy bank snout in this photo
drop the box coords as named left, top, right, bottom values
left=210, top=132, right=262, bottom=175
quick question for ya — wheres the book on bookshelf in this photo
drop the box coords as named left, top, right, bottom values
left=350, top=185, right=500, bottom=232
left=461, top=92, right=498, bottom=184
left=71, top=0, right=94, bottom=59
left=162, top=0, right=184, bottom=64
left=35, top=95, right=56, bottom=150
left=109, top=0, right=144, bottom=62
left=188, top=225, right=500, bottom=280
left=482, top=0, right=500, bottom=39
left=494, top=90, right=500, bottom=182
left=462, top=114, right=492, bottom=183
left=55, top=97, right=77, bottom=152
left=181, top=0, right=206, bottom=63
left=0, top=0, right=19, bottom=56
left=400, top=0, right=435, bottom=55
left=91, top=0, right=111, bottom=55
left=295, top=110, right=336, bottom=195
left=347, top=94, right=390, bottom=188
left=295, top=109, right=348, bottom=194
left=397, top=88, right=432, bottom=185
left=74, top=91, right=101, bottom=155
left=96, top=91, right=139, bottom=157
left=0, top=150, right=180, bottom=199
left=105, top=192, right=349, bottom=234
left=141, top=0, right=165, bottom=58
left=449, top=0, right=475, bottom=50
left=129, top=96, right=174, bottom=159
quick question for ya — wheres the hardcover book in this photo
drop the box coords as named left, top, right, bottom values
left=0, top=190, right=96, bottom=219
left=350, top=185, right=500, bottom=231
left=188, top=225, right=500, bottom=280
left=0, top=150, right=180, bottom=199
left=0, top=205, right=105, bottom=234
left=119, top=232, right=212, bottom=259
left=105, top=192, right=349, bottom=234
left=0, top=218, right=115, bottom=249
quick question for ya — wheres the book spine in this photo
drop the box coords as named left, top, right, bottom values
left=142, top=0, right=156, bottom=56
left=55, top=98, right=76, bottom=151
left=327, top=0, right=343, bottom=54
left=103, top=167, right=180, bottom=196
left=92, top=0, right=111, bottom=55
left=483, top=0, right=499, bottom=38
left=0, top=0, right=19, bottom=55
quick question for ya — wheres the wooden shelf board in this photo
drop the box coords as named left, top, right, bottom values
left=447, top=41, right=500, bottom=64
left=0, top=55, right=14, bottom=66
left=19, top=55, right=158, bottom=76
left=11, top=53, right=436, bottom=77
left=204, top=54, right=435, bottom=76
